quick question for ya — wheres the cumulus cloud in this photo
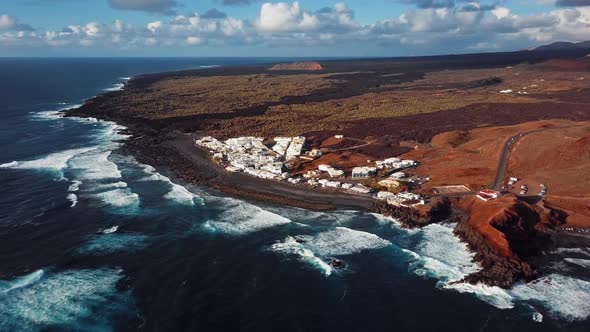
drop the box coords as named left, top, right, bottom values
left=0, top=14, right=34, bottom=31
left=3, top=1, right=590, bottom=55
left=256, top=2, right=319, bottom=32
left=108, top=0, right=179, bottom=15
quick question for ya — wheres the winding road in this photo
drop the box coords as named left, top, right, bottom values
left=490, top=129, right=546, bottom=190
left=490, top=124, right=583, bottom=191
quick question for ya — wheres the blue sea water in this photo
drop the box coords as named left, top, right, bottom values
left=0, top=58, right=589, bottom=331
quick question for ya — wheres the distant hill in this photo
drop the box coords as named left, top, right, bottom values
left=268, top=62, right=324, bottom=71
left=534, top=40, right=590, bottom=51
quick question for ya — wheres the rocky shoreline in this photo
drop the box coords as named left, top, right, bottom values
left=66, top=90, right=550, bottom=289
left=64, top=56, right=586, bottom=289
left=373, top=196, right=571, bottom=288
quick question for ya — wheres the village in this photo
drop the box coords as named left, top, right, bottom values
left=195, top=132, right=553, bottom=209
left=195, top=135, right=426, bottom=208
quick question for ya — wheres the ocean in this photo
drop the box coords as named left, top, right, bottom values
left=0, top=58, right=588, bottom=332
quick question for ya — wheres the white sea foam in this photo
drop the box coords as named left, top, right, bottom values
left=103, top=82, right=125, bottom=92
left=204, top=200, right=291, bottom=235
left=266, top=207, right=366, bottom=227
left=66, top=193, right=78, bottom=208
left=164, top=183, right=203, bottom=206
left=446, top=281, right=515, bottom=309
left=68, top=180, right=82, bottom=192
left=0, top=269, right=130, bottom=331
left=410, top=223, right=480, bottom=283
left=564, top=258, right=590, bottom=269
left=138, top=163, right=203, bottom=205
left=91, top=181, right=128, bottom=191
left=402, top=223, right=517, bottom=311
left=95, top=189, right=139, bottom=208
left=294, top=227, right=391, bottom=257
left=401, top=222, right=590, bottom=321
left=269, top=237, right=333, bottom=276
left=0, top=270, right=44, bottom=294
left=556, top=247, right=590, bottom=257
left=0, top=147, right=96, bottom=179
left=68, top=150, right=122, bottom=180
left=31, top=103, right=83, bottom=121
left=510, top=274, right=590, bottom=321
left=31, top=110, right=64, bottom=120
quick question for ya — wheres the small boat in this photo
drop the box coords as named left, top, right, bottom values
left=101, top=226, right=119, bottom=234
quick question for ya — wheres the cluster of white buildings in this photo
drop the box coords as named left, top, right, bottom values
left=375, top=157, right=417, bottom=170
left=377, top=191, right=424, bottom=207
left=314, top=179, right=372, bottom=194
left=352, top=166, right=377, bottom=179
left=318, top=164, right=344, bottom=178
left=272, top=136, right=305, bottom=159
left=196, top=136, right=288, bottom=180
left=196, top=135, right=425, bottom=206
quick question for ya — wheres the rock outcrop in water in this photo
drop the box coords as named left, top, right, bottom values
left=454, top=196, right=566, bottom=288
left=372, top=197, right=457, bottom=228
left=375, top=195, right=568, bottom=288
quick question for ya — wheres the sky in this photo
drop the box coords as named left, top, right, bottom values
left=1, top=0, right=590, bottom=57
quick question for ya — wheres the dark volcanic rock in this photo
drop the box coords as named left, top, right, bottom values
left=372, top=197, right=456, bottom=228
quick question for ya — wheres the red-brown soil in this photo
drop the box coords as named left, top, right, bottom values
left=66, top=51, right=590, bottom=287
left=544, top=58, right=590, bottom=71
left=269, top=62, right=324, bottom=71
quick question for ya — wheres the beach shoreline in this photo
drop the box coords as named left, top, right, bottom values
left=64, top=53, right=590, bottom=289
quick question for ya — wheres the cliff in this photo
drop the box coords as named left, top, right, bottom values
left=454, top=196, right=564, bottom=287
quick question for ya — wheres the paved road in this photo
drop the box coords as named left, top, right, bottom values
left=489, top=125, right=583, bottom=191
left=490, top=129, right=546, bottom=190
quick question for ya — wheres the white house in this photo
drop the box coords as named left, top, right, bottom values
left=352, top=167, right=376, bottom=179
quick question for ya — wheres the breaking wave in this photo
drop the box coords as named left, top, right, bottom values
left=409, top=223, right=480, bottom=282
left=94, top=189, right=140, bottom=208
left=556, top=247, right=590, bottom=257
left=401, top=223, right=516, bottom=310
left=398, top=221, right=590, bottom=321
left=0, top=268, right=132, bottom=331
left=510, top=274, right=590, bottom=321
left=30, top=103, right=83, bottom=121
left=138, top=164, right=203, bottom=205
left=0, top=270, right=44, bottom=294
left=294, top=227, right=391, bottom=257
left=204, top=199, right=291, bottom=235
left=269, top=237, right=333, bottom=276
left=0, top=147, right=96, bottom=179
left=564, top=258, right=590, bottom=269
left=103, top=82, right=125, bottom=92
left=269, top=227, right=390, bottom=275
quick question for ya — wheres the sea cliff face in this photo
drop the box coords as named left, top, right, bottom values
left=375, top=195, right=568, bottom=288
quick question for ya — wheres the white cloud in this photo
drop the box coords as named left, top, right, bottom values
left=186, top=36, right=203, bottom=45
left=0, top=14, right=17, bottom=30
left=256, top=2, right=319, bottom=32
left=3, top=2, right=590, bottom=55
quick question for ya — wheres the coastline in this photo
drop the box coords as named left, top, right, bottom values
left=63, top=57, right=588, bottom=289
